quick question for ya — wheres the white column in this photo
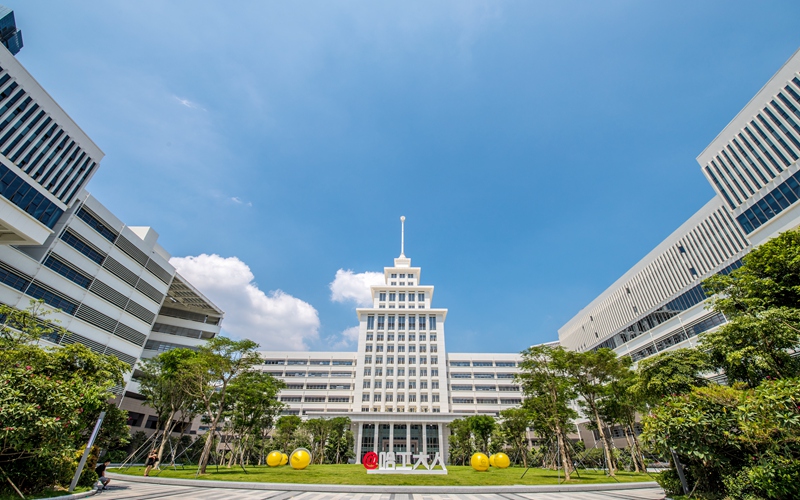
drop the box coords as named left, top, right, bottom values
left=389, top=422, right=394, bottom=454
left=437, top=423, right=444, bottom=457
left=406, top=422, right=411, bottom=453
left=422, top=423, right=428, bottom=456
left=373, top=422, right=379, bottom=453
left=443, top=424, right=450, bottom=464
left=355, top=423, right=363, bottom=464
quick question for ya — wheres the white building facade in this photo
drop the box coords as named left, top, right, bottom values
left=559, top=48, right=800, bottom=365
left=257, top=222, right=530, bottom=463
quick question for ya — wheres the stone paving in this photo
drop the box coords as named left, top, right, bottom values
left=96, top=478, right=665, bottom=500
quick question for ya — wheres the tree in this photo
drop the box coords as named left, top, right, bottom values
left=599, top=367, right=646, bottom=472
left=273, top=415, right=302, bottom=453
left=448, top=418, right=473, bottom=465
left=226, top=370, right=284, bottom=466
left=324, top=417, right=353, bottom=464
left=301, top=418, right=333, bottom=465
left=563, top=348, right=625, bottom=476
left=499, top=407, right=532, bottom=467
left=516, top=344, right=577, bottom=480
left=184, top=336, right=261, bottom=474
left=466, top=415, right=496, bottom=454
left=139, top=348, right=198, bottom=462
left=632, top=348, right=711, bottom=405
left=702, top=230, right=800, bottom=386
left=0, top=301, right=129, bottom=495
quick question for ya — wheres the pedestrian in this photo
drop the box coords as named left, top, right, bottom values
left=144, top=449, right=158, bottom=477
left=95, top=460, right=111, bottom=490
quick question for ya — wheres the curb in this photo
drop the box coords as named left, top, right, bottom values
left=107, top=473, right=661, bottom=494
left=33, top=488, right=99, bottom=500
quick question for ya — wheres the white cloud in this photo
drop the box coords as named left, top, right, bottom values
left=170, top=254, right=319, bottom=350
left=173, top=95, right=205, bottom=110
left=326, top=325, right=360, bottom=350
left=230, top=196, right=252, bottom=207
left=329, top=269, right=384, bottom=307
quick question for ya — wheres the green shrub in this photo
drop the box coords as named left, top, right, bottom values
left=724, top=455, right=800, bottom=500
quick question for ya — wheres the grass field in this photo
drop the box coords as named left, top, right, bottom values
left=115, top=464, right=654, bottom=486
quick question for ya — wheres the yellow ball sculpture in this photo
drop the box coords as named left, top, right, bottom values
left=266, top=451, right=282, bottom=467
left=489, top=454, right=497, bottom=467
left=280, top=453, right=288, bottom=466
left=494, top=452, right=511, bottom=469
left=471, top=452, right=490, bottom=471
left=290, top=447, right=312, bottom=470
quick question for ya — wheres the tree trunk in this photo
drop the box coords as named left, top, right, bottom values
left=554, top=422, right=571, bottom=481
left=157, top=409, right=178, bottom=462
left=621, top=426, right=639, bottom=473
left=591, top=404, right=615, bottom=476
left=628, top=423, right=646, bottom=472
left=198, top=411, right=222, bottom=474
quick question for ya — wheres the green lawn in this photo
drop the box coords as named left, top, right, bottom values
left=114, top=464, right=653, bottom=486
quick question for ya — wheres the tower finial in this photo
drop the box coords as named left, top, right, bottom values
left=400, top=216, right=405, bottom=257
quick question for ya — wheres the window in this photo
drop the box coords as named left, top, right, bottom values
left=76, top=207, right=117, bottom=242
left=419, top=316, right=426, bottom=330
left=377, top=334, right=384, bottom=341
left=473, top=361, right=493, bottom=367
left=500, top=398, right=522, bottom=405
left=421, top=394, right=428, bottom=402
left=44, top=255, right=92, bottom=289
left=431, top=369, right=438, bottom=377
left=430, top=345, right=437, bottom=353
left=420, top=356, right=427, bottom=364
left=420, top=381, right=428, bottom=389
left=364, top=368, right=371, bottom=376
left=367, top=316, right=374, bottom=329
left=495, top=362, right=515, bottom=367
left=366, top=334, right=373, bottom=341
left=387, top=356, right=394, bottom=364
left=263, top=360, right=284, bottom=365
left=398, top=356, right=405, bottom=364
left=399, top=274, right=405, bottom=278
left=409, top=356, right=416, bottom=364
left=60, top=230, right=105, bottom=265
left=363, top=380, right=371, bottom=389
left=452, top=373, right=471, bottom=378
left=398, top=381, right=405, bottom=389
left=281, top=397, right=302, bottom=403
left=409, top=368, right=416, bottom=376
left=329, top=397, right=349, bottom=403
left=429, top=316, right=437, bottom=330
left=398, top=334, right=405, bottom=341
left=432, top=381, right=439, bottom=389
left=398, top=345, right=405, bottom=352
left=365, top=345, right=373, bottom=352
left=375, top=380, right=382, bottom=389
left=398, top=316, right=405, bottom=330
left=386, top=393, right=393, bottom=402
left=432, top=394, right=440, bottom=402
left=431, top=356, right=438, bottom=365
left=420, top=345, right=427, bottom=353
left=304, top=397, right=326, bottom=403
left=389, top=293, right=396, bottom=301
left=310, top=360, right=330, bottom=365
left=397, top=394, right=405, bottom=402
left=409, top=334, right=416, bottom=341
left=408, top=293, right=415, bottom=301
left=498, top=373, right=514, bottom=379
left=377, top=316, right=385, bottom=330
left=365, top=356, right=372, bottom=364
left=499, top=385, right=521, bottom=392
left=409, top=380, right=416, bottom=389
left=451, top=361, right=470, bottom=367
left=398, top=368, right=405, bottom=376
left=418, top=292, right=425, bottom=301
left=388, top=334, right=394, bottom=341
left=409, top=345, right=416, bottom=353
left=475, top=373, right=494, bottom=379
left=399, top=293, right=405, bottom=301
left=330, top=383, right=350, bottom=389
left=376, top=356, right=383, bottom=364
left=420, top=368, right=427, bottom=376
left=409, top=316, right=416, bottom=330
left=379, top=293, right=386, bottom=301
left=451, top=385, right=472, bottom=391
left=475, top=385, right=496, bottom=391
left=376, top=345, right=384, bottom=352
left=387, top=368, right=394, bottom=376
left=386, top=380, right=393, bottom=389
left=388, top=316, right=395, bottom=330
left=477, top=398, right=497, bottom=404
left=387, top=345, right=394, bottom=352
left=409, top=394, right=417, bottom=402
left=307, top=384, right=327, bottom=389
left=391, top=274, right=397, bottom=278
left=362, top=394, right=370, bottom=402
left=430, top=334, right=437, bottom=342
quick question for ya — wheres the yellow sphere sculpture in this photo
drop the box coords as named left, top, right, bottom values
left=290, top=447, right=312, bottom=470
left=494, top=452, right=511, bottom=469
left=489, top=454, right=497, bottom=467
left=280, top=453, right=288, bottom=466
left=266, top=451, right=283, bottom=467
left=471, top=452, right=490, bottom=471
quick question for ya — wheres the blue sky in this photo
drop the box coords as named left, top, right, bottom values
left=12, top=1, right=800, bottom=352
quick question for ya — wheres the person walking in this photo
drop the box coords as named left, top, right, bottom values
left=144, top=449, right=158, bottom=477
left=95, top=460, right=111, bottom=490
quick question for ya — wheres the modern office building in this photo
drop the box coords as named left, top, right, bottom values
left=0, top=6, right=224, bottom=434
left=559, top=48, right=800, bottom=365
left=256, top=218, right=539, bottom=462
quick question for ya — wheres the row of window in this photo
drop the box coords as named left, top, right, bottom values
left=452, top=398, right=522, bottom=405
left=282, top=383, right=351, bottom=390
left=274, top=371, right=354, bottom=378
left=363, top=355, right=438, bottom=365
left=450, top=372, right=515, bottom=379
left=360, top=407, right=440, bottom=413
left=705, top=77, right=800, bottom=209
left=365, top=344, right=438, bottom=353
left=450, top=385, right=521, bottom=392
left=362, top=393, right=440, bottom=403
left=362, top=367, right=438, bottom=377
left=363, top=379, right=439, bottom=389
left=365, top=333, right=437, bottom=342
left=263, top=359, right=353, bottom=366
left=378, top=292, right=425, bottom=302
left=280, top=396, right=351, bottom=403
left=449, top=361, right=516, bottom=367
left=629, top=312, right=727, bottom=362
left=0, top=162, right=63, bottom=228
left=367, top=315, right=437, bottom=330
left=736, top=170, right=800, bottom=234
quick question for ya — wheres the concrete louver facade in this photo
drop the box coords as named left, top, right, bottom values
left=559, top=48, right=800, bottom=368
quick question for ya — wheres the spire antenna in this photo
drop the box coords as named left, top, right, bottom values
left=400, top=216, right=406, bottom=257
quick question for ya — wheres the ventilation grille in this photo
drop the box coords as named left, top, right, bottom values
left=62, top=228, right=107, bottom=262
left=135, top=278, right=164, bottom=304
left=114, top=322, right=146, bottom=346
left=58, top=330, right=106, bottom=352
left=89, top=279, right=129, bottom=309
left=102, top=256, right=138, bottom=286
left=145, top=259, right=172, bottom=284
left=75, top=303, right=117, bottom=333
left=115, top=236, right=148, bottom=265
left=0, top=260, right=32, bottom=282
left=125, top=300, right=156, bottom=324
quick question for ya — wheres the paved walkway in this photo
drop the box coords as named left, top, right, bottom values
left=98, top=478, right=665, bottom=499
